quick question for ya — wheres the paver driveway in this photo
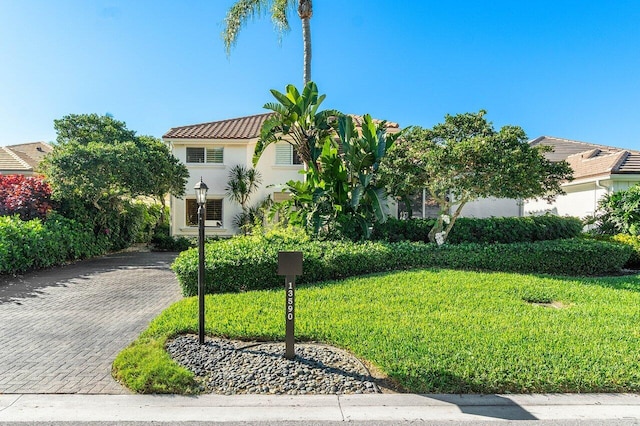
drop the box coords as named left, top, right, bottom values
left=0, top=251, right=182, bottom=394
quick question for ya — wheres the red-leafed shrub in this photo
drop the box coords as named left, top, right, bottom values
left=0, top=174, right=53, bottom=220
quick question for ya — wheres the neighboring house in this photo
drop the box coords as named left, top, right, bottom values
left=523, top=136, right=640, bottom=219
left=163, top=113, right=400, bottom=237
left=458, top=136, right=640, bottom=220
left=0, top=142, right=53, bottom=176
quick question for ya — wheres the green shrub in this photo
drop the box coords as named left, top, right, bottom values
left=605, top=234, right=640, bottom=268
left=151, top=223, right=193, bottom=252
left=55, top=198, right=156, bottom=252
left=0, top=213, right=107, bottom=275
left=373, top=216, right=583, bottom=244
left=135, top=203, right=164, bottom=244
left=172, top=235, right=631, bottom=296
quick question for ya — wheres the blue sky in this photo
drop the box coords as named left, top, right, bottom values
left=1, top=1, right=639, bottom=149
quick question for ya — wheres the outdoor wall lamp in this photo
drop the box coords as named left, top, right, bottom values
left=194, top=178, right=208, bottom=344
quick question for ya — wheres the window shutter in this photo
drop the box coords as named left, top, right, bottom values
left=206, top=147, right=223, bottom=164
left=206, top=199, right=223, bottom=221
left=275, top=144, right=292, bottom=165
left=186, top=147, right=205, bottom=163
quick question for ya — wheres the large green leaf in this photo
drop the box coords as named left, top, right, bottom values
left=351, top=185, right=364, bottom=209
left=367, top=187, right=389, bottom=223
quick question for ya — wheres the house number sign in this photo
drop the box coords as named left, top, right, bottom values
left=278, top=251, right=303, bottom=360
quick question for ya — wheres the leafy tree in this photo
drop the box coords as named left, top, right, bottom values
left=138, top=136, right=189, bottom=224
left=223, top=0, right=314, bottom=84
left=225, top=165, right=263, bottom=234
left=380, top=111, right=573, bottom=244
left=0, top=174, right=53, bottom=220
left=40, top=114, right=188, bottom=227
left=253, top=81, right=338, bottom=173
left=54, top=113, right=137, bottom=146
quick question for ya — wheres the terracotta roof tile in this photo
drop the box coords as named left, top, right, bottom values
left=163, top=113, right=400, bottom=140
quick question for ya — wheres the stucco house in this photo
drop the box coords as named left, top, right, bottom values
left=163, top=113, right=399, bottom=237
left=0, top=142, right=53, bottom=176
left=395, top=136, right=640, bottom=221
left=523, top=136, right=640, bottom=218
left=457, top=136, right=640, bottom=220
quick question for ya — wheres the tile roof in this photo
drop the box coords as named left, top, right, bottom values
left=0, top=142, right=52, bottom=174
left=163, top=113, right=400, bottom=140
left=7, top=142, right=53, bottom=167
left=531, top=136, right=640, bottom=179
left=0, top=146, right=32, bottom=173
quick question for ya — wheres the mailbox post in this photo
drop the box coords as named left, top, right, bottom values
left=277, top=251, right=303, bottom=360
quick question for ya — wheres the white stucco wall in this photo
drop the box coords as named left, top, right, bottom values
left=169, top=139, right=303, bottom=237
left=458, top=197, right=521, bottom=218
left=524, top=181, right=610, bottom=219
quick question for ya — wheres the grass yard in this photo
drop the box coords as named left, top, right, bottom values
left=113, top=269, right=640, bottom=394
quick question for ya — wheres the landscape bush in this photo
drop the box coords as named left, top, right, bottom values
left=0, top=174, right=54, bottom=220
left=56, top=198, right=160, bottom=252
left=373, top=216, right=582, bottom=244
left=372, top=216, right=583, bottom=244
left=588, top=234, right=640, bottom=269
left=0, top=213, right=107, bottom=274
left=172, top=234, right=631, bottom=296
left=151, top=223, right=193, bottom=252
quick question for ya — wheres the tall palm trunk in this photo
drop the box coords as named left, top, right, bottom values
left=298, top=0, right=313, bottom=85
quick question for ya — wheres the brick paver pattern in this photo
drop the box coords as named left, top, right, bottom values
left=0, top=252, right=182, bottom=394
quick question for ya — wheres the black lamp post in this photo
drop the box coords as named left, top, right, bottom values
left=194, top=178, right=208, bottom=344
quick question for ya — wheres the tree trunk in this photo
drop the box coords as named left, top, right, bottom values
left=427, top=200, right=467, bottom=244
left=158, top=194, right=166, bottom=225
left=298, top=0, right=312, bottom=85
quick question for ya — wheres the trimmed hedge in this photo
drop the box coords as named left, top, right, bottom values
left=172, top=235, right=632, bottom=296
left=0, top=213, right=108, bottom=275
left=372, top=216, right=583, bottom=244
left=591, top=234, right=640, bottom=269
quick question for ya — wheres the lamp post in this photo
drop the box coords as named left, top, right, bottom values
left=194, top=178, right=208, bottom=344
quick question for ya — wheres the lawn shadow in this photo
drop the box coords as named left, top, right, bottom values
left=0, top=251, right=177, bottom=304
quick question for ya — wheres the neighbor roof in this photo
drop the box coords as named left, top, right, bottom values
left=163, top=113, right=400, bottom=140
left=531, top=136, right=640, bottom=179
left=0, top=142, right=52, bottom=174
left=7, top=142, right=53, bottom=167
left=0, top=146, right=32, bottom=173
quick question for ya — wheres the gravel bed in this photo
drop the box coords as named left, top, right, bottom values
left=166, top=335, right=380, bottom=395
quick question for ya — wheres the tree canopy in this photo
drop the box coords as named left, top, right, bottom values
left=40, top=114, right=188, bottom=213
left=380, top=110, right=573, bottom=244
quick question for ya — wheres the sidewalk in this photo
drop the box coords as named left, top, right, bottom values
left=1, top=393, right=640, bottom=423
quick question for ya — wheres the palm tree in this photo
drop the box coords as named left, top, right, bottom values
left=225, top=165, right=263, bottom=210
left=222, top=0, right=314, bottom=84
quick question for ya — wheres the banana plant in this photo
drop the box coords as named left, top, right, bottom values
left=338, top=114, right=400, bottom=226
left=253, top=81, right=339, bottom=174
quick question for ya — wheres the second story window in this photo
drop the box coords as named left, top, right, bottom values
left=275, top=143, right=303, bottom=165
left=186, top=147, right=224, bottom=164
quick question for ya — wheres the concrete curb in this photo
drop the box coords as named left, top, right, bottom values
left=1, top=393, right=640, bottom=422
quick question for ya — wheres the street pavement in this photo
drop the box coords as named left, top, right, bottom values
left=1, top=251, right=640, bottom=424
left=0, top=251, right=181, bottom=394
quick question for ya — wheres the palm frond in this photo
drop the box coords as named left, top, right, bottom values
left=222, top=0, right=269, bottom=55
left=271, top=0, right=294, bottom=39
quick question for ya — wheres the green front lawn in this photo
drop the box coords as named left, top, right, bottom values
left=113, top=269, right=640, bottom=394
